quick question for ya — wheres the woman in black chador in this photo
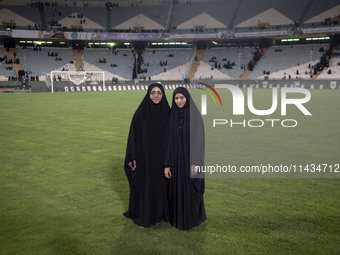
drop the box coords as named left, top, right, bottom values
left=124, top=83, right=170, bottom=227
left=164, top=87, right=206, bottom=230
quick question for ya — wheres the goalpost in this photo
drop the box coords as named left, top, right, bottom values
left=50, top=71, right=105, bottom=93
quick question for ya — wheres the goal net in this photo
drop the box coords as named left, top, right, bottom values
left=50, top=71, right=105, bottom=93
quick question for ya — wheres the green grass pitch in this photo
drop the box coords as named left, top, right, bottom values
left=0, top=88, right=339, bottom=255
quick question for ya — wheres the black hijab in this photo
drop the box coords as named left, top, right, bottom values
left=138, top=83, right=169, bottom=124
left=166, top=87, right=205, bottom=174
left=125, top=82, right=170, bottom=169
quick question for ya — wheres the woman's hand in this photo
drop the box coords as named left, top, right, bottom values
left=191, top=165, right=198, bottom=176
left=128, top=160, right=136, bottom=170
left=164, top=167, right=171, bottom=179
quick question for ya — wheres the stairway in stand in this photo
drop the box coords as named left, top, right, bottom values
left=7, top=48, right=23, bottom=75
left=312, top=44, right=338, bottom=79
left=241, top=47, right=269, bottom=79
left=72, top=50, right=84, bottom=71
left=188, top=49, right=205, bottom=80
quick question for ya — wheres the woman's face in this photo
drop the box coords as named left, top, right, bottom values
left=174, top=93, right=187, bottom=108
left=149, top=86, right=163, bottom=104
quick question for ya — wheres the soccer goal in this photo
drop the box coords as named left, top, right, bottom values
left=50, top=71, right=105, bottom=93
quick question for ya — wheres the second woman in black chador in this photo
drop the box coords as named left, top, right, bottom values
left=164, top=87, right=206, bottom=230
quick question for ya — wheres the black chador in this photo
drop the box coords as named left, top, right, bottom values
left=165, top=87, right=206, bottom=230
left=124, top=83, right=170, bottom=227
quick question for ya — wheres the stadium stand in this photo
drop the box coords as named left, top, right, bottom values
left=0, top=0, right=340, bottom=87
left=194, top=47, right=255, bottom=80
left=172, top=1, right=234, bottom=32
left=317, top=45, right=340, bottom=79
left=304, top=0, right=340, bottom=25
left=4, top=42, right=340, bottom=82
left=44, top=6, right=106, bottom=31
left=0, top=6, right=39, bottom=29
left=16, top=46, right=76, bottom=80
left=247, top=44, right=327, bottom=80
left=0, top=46, right=17, bottom=81
left=83, top=48, right=135, bottom=81
left=234, top=0, right=307, bottom=29
left=142, top=48, right=194, bottom=80
left=111, top=5, right=170, bottom=32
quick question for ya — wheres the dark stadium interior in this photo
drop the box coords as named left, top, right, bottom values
left=0, top=0, right=340, bottom=92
